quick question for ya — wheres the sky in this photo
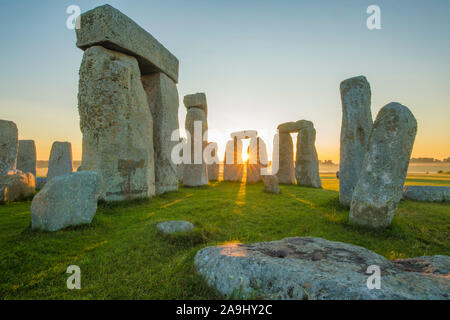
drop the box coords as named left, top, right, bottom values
left=0, top=0, right=449, bottom=162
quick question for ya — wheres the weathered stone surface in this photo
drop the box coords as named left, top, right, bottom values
left=263, top=175, right=280, bottom=194
left=339, top=76, right=373, bottom=207
left=277, top=120, right=313, bottom=133
left=0, top=120, right=18, bottom=175
left=230, top=130, right=257, bottom=140
left=403, top=185, right=450, bottom=202
left=275, top=133, right=295, bottom=184
left=246, top=137, right=268, bottom=183
left=31, top=171, right=100, bottom=232
left=156, top=220, right=194, bottom=234
left=36, top=177, right=47, bottom=190
left=183, top=108, right=207, bottom=187
left=17, top=140, right=37, bottom=177
left=223, top=139, right=244, bottom=182
left=0, top=170, right=35, bottom=202
left=195, top=237, right=450, bottom=300
left=206, top=142, right=220, bottom=181
left=142, top=73, right=179, bottom=195
left=78, top=46, right=155, bottom=201
left=350, top=103, right=417, bottom=228
left=47, top=142, right=73, bottom=181
left=183, top=93, right=208, bottom=118
left=76, top=4, right=179, bottom=83
left=295, top=126, right=321, bottom=188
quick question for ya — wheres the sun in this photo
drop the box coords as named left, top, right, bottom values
left=242, top=152, right=249, bottom=163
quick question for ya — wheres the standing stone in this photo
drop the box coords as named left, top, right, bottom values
left=276, top=132, right=295, bottom=184
left=246, top=137, right=268, bottom=183
left=223, top=139, right=244, bottom=182
left=78, top=45, right=155, bottom=201
left=47, top=142, right=73, bottom=181
left=0, top=120, right=18, bottom=175
left=183, top=108, right=208, bottom=186
left=31, top=171, right=100, bottom=232
left=17, top=140, right=37, bottom=177
left=0, top=170, right=35, bottom=202
left=206, top=142, right=220, bottom=181
left=349, top=103, right=417, bottom=228
left=339, top=76, right=373, bottom=207
left=403, top=186, right=450, bottom=202
left=142, top=73, right=179, bottom=195
left=295, top=124, right=321, bottom=188
left=263, top=175, right=280, bottom=194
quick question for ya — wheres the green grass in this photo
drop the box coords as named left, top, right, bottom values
left=0, top=175, right=449, bottom=299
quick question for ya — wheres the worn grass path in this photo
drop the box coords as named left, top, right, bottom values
left=0, top=175, right=449, bottom=299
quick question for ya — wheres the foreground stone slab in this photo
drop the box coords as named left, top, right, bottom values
left=156, top=221, right=194, bottom=234
left=275, top=133, right=295, bottom=184
left=142, top=73, right=179, bottom=195
left=339, top=76, right=373, bottom=207
left=403, top=185, right=450, bottom=202
left=183, top=108, right=207, bottom=187
left=0, top=120, right=18, bottom=175
left=195, top=237, right=450, bottom=300
left=78, top=46, right=155, bottom=201
left=31, top=171, right=100, bottom=232
left=263, top=175, right=280, bottom=194
left=47, top=142, right=73, bottom=181
left=17, top=140, right=37, bottom=177
left=183, top=93, right=208, bottom=118
left=76, top=4, right=179, bottom=83
left=0, top=170, right=35, bottom=202
left=350, top=103, right=417, bottom=228
left=295, top=125, right=321, bottom=188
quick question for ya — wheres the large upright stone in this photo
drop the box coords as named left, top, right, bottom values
left=349, top=103, right=417, bottom=228
left=76, top=4, right=179, bottom=83
left=17, top=140, right=37, bottom=177
left=31, top=171, right=100, bottom=232
left=78, top=46, right=155, bottom=201
left=223, top=139, right=244, bottom=182
left=295, top=125, right=321, bottom=188
left=183, top=108, right=208, bottom=187
left=47, top=142, right=73, bottom=181
left=0, top=120, right=18, bottom=175
left=183, top=93, right=208, bottom=118
left=246, top=137, right=268, bottom=183
left=276, top=133, right=295, bottom=184
left=142, top=73, right=179, bottom=195
left=206, top=142, right=220, bottom=181
left=339, top=76, right=373, bottom=207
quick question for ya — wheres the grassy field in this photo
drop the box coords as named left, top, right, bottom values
left=0, top=174, right=449, bottom=299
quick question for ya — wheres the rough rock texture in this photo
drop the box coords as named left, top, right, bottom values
left=76, top=4, right=179, bottom=82
left=142, top=73, right=179, bottom=195
left=339, top=76, right=373, bottom=207
left=36, top=177, right=47, bottom=190
left=0, top=170, right=35, bottom=202
left=183, top=93, right=208, bottom=118
left=295, top=126, right=321, bottom=188
left=78, top=46, right=155, bottom=201
left=195, top=237, right=450, bottom=300
left=206, top=142, right=220, bottom=181
left=350, top=103, right=417, bottom=228
left=0, top=120, right=18, bottom=175
left=246, top=137, right=268, bottom=183
left=31, top=171, right=100, bottom=232
left=17, top=140, right=37, bottom=177
left=47, top=142, right=73, bottom=181
left=263, top=175, right=280, bottom=194
left=223, top=139, right=244, bottom=182
left=275, top=133, right=295, bottom=184
left=156, top=220, right=194, bottom=234
left=403, top=186, right=450, bottom=202
left=183, top=108, right=208, bottom=187
left=278, top=120, right=313, bottom=133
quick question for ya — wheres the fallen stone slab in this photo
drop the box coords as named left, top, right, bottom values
left=156, top=220, right=194, bottom=234
left=403, top=185, right=450, bottom=202
left=0, top=170, right=35, bottom=202
left=194, top=237, right=450, bottom=300
left=76, top=4, right=179, bottom=83
left=17, top=140, right=37, bottom=177
left=0, top=120, right=18, bottom=175
left=31, top=171, right=100, bottom=232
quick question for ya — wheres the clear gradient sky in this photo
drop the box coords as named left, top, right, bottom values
left=0, top=0, right=449, bottom=161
